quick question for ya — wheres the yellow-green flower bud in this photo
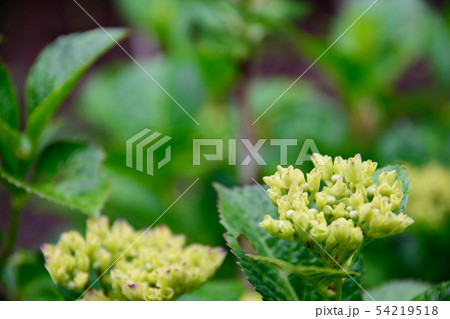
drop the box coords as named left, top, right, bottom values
left=329, top=177, right=347, bottom=197
left=306, top=167, right=323, bottom=194
left=405, top=163, right=450, bottom=229
left=333, top=156, right=347, bottom=176
left=263, top=172, right=283, bottom=189
left=259, top=215, right=294, bottom=240
left=379, top=170, right=397, bottom=186
left=390, top=191, right=403, bottom=212
left=331, top=203, right=348, bottom=220
left=367, top=211, right=414, bottom=238
left=348, top=226, right=364, bottom=250
left=277, top=165, right=306, bottom=188
left=290, top=192, right=310, bottom=211
left=260, top=154, right=413, bottom=268
left=315, top=192, right=328, bottom=210
left=325, top=218, right=363, bottom=253
left=120, top=281, right=148, bottom=300
left=345, top=154, right=364, bottom=185
left=311, top=154, right=333, bottom=181
left=42, top=231, right=90, bottom=291
left=309, top=212, right=329, bottom=242
left=81, top=290, right=110, bottom=301
left=363, top=160, right=378, bottom=186
left=68, top=271, right=90, bottom=291
left=277, top=196, right=292, bottom=213
left=349, top=189, right=364, bottom=209
left=43, top=217, right=226, bottom=301
left=267, top=186, right=282, bottom=204
left=143, top=287, right=175, bottom=301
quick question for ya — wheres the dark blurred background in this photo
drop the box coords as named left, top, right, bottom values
left=1, top=0, right=449, bottom=300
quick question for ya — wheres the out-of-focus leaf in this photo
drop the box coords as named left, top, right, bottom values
left=376, top=121, right=450, bottom=165
left=20, top=278, right=62, bottom=301
left=365, top=280, right=432, bottom=301
left=177, top=279, right=246, bottom=301
left=373, top=164, right=411, bottom=214
left=342, top=255, right=363, bottom=301
left=0, top=59, right=19, bottom=129
left=25, top=28, right=128, bottom=142
left=0, top=142, right=110, bottom=217
left=412, top=281, right=449, bottom=301
left=77, top=57, right=204, bottom=145
left=101, top=165, right=164, bottom=226
left=428, top=16, right=450, bottom=88
left=248, top=78, right=348, bottom=171
left=115, top=0, right=306, bottom=96
left=0, top=60, right=21, bottom=173
left=32, top=142, right=110, bottom=217
left=0, top=121, right=22, bottom=174
left=249, top=255, right=358, bottom=299
left=53, top=284, right=81, bottom=301
left=215, top=183, right=323, bottom=301
left=0, top=250, right=61, bottom=301
left=329, top=0, right=432, bottom=93
left=115, top=0, right=304, bottom=52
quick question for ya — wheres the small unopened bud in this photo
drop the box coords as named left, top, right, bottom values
left=331, top=174, right=341, bottom=183
left=326, top=195, right=337, bottom=205
left=307, top=167, right=323, bottom=193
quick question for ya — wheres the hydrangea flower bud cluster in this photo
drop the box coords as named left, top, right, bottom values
left=42, top=217, right=226, bottom=300
left=407, top=163, right=450, bottom=229
left=259, top=154, right=414, bottom=268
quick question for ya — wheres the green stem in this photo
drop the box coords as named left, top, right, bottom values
left=332, top=279, right=344, bottom=301
left=0, top=192, right=27, bottom=268
left=0, top=275, right=10, bottom=300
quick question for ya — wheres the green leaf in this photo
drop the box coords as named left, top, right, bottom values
left=0, top=59, right=19, bottom=129
left=54, top=284, right=81, bottom=301
left=177, top=279, right=246, bottom=301
left=0, top=121, right=22, bottom=174
left=215, top=183, right=323, bottom=301
left=0, top=250, right=61, bottom=301
left=77, top=56, right=204, bottom=144
left=330, top=0, right=431, bottom=93
left=249, top=254, right=358, bottom=299
left=248, top=78, right=349, bottom=173
left=0, top=141, right=110, bottom=217
left=365, top=280, right=432, bottom=301
left=342, top=254, right=363, bottom=301
left=373, top=164, right=411, bottom=213
left=412, top=281, right=450, bottom=301
left=24, top=28, right=128, bottom=142
left=0, top=60, right=21, bottom=173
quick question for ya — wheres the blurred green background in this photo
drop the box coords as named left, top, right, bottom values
left=0, top=0, right=449, bottom=300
